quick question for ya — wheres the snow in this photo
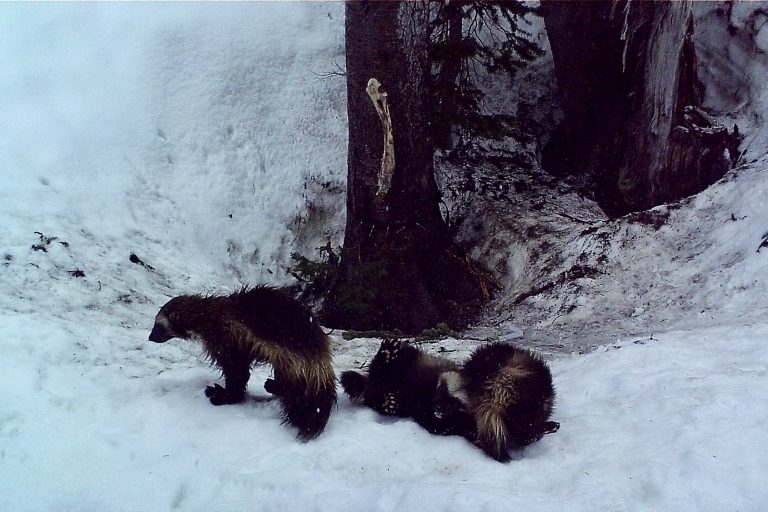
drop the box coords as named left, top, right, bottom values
left=0, top=1, right=347, bottom=291
left=2, top=2, right=768, bottom=511
left=2, top=316, right=767, bottom=511
left=694, top=1, right=768, bottom=163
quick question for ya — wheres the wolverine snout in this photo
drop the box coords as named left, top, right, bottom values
left=149, top=323, right=173, bottom=343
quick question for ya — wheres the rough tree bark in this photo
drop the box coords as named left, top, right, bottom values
left=431, top=0, right=464, bottom=150
left=322, top=0, right=491, bottom=334
left=542, top=0, right=737, bottom=217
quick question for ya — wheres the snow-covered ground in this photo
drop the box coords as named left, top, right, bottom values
left=2, top=314, right=767, bottom=511
left=2, top=2, right=768, bottom=511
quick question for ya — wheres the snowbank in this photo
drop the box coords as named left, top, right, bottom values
left=0, top=2, right=346, bottom=294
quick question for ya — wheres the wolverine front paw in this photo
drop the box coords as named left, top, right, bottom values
left=340, top=371, right=368, bottom=404
left=205, top=383, right=228, bottom=405
left=204, top=384, right=243, bottom=406
left=376, top=338, right=404, bottom=364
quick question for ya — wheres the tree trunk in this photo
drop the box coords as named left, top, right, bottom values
left=323, top=0, right=490, bottom=334
left=543, top=0, right=735, bottom=217
left=432, top=0, right=464, bottom=150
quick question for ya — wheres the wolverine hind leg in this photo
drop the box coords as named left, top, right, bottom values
left=513, top=420, right=561, bottom=445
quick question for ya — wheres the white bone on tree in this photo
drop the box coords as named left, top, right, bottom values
left=366, top=78, right=395, bottom=198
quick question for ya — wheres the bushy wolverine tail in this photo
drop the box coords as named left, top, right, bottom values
left=269, top=355, right=337, bottom=442
left=471, top=365, right=524, bottom=462
left=464, top=343, right=557, bottom=462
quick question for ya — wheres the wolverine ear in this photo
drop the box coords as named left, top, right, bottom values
left=340, top=371, right=369, bottom=405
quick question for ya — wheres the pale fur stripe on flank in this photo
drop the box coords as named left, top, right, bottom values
left=254, top=336, right=335, bottom=393
left=224, top=321, right=335, bottom=393
left=476, top=364, right=532, bottom=453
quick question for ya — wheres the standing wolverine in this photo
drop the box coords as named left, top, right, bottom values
left=149, top=286, right=336, bottom=441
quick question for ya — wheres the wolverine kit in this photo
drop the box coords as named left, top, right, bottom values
left=149, top=287, right=559, bottom=461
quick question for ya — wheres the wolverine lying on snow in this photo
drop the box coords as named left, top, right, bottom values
left=341, top=338, right=559, bottom=461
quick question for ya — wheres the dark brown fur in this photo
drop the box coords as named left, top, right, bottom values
left=340, top=338, right=472, bottom=436
left=450, top=342, right=559, bottom=461
left=341, top=340, right=558, bottom=461
left=149, top=286, right=336, bottom=441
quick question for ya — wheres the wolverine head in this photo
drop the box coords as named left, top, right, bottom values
left=433, top=371, right=470, bottom=419
left=149, top=296, right=189, bottom=343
